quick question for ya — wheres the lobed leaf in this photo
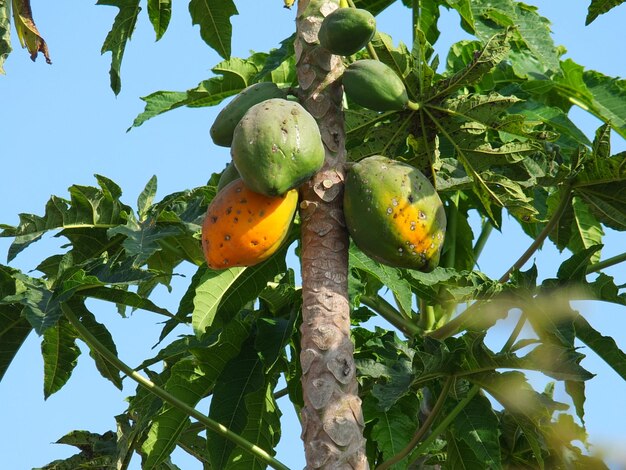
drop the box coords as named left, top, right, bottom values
left=147, top=0, right=171, bottom=40
left=574, top=314, right=626, bottom=381
left=0, top=305, right=31, bottom=381
left=188, top=0, right=237, bottom=59
left=41, top=317, right=80, bottom=399
left=97, top=0, right=141, bottom=95
left=586, top=0, right=626, bottom=25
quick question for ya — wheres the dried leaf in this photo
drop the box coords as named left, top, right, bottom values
left=11, top=0, right=51, bottom=64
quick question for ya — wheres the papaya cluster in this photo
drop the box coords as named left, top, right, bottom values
left=202, top=84, right=326, bottom=269
left=202, top=6, right=445, bottom=272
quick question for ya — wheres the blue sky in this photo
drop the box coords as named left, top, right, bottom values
left=1, top=1, right=625, bottom=469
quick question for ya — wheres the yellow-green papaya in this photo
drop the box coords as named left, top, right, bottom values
left=343, top=155, right=446, bottom=271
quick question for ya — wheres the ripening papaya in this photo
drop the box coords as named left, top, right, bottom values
left=318, top=7, right=376, bottom=56
left=201, top=179, right=298, bottom=269
left=231, top=98, right=325, bottom=196
left=343, top=155, right=446, bottom=271
left=210, top=82, right=287, bottom=147
left=216, top=162, right=241, bottom=192
left=342, top=59, right=409, bottom=112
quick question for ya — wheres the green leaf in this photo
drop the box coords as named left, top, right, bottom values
left=564, top=379, right=586, bottom=424
left=224, top=381, right=281, bottom=470
left=0, top=0, right=11, bottom=74
left=0, top=305, right=31, bottom=381
left=0, top=175, right=131, bottom=262
left=147, top=0, right=171, bottom=40
left=129, top=52, right=270, bottom=129
left=586, top=0, right=626, bottom=24
left=72, top=301, right=123, bottom=389
left=453, top=393, right=502, bottom=469
left=349, top=245, right=413, bottom=317
left=97, top=0, right=141, bottom=95
left=41, top=317, right=81, bottom=399
left=188, top=0, right=238, bottom=59
left=141, top=317, right=250, bottom=468
left=574, top=314, right=626, bottom=381
left=38, top=430, right=118, bottom=469
left=370, top=407, right=414, bottom=469
left=138, top=175, right=158, bottom=220
left=557, top=245, right=603, bottom=282
left=207, top=336, right=265, bottom=469
left=566, top=197, right=604, bottom=264
left=446, top=436, right=486, bottom=470
left=192, top=252, right=287, bottom=337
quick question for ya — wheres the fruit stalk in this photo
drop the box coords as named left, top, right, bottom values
left=295, top=0, right=368, bottom=468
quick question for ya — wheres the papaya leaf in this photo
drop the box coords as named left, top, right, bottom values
left=470, top=0, right=560, bottom=73
left=427, top=28, right=512, bottom=102
left=0, top=175, right=131, bottom=262
left=556, top=245, right=603, bottom=282
left=0, top=305, right=31, bottom=381
left=349, top=245, right=413, bottom=318
left=147, top=0, right=171, bottom=40
left=413, top=0, right=441, bottom=50
left=141, top=317, right=250, bottom=468
left=566, top=197, right=604, bottom=264
left=188, top=0, right=237, bottom=59
left=452, top=393, right=502, bottom=469
left=207, top=336, right=265, bottom=470
left=344, top=108, right=409, bottom=161
left=224, top=380, right=281, bottom=470
left=11, top=0, right=51, bottom=64
left=446, top=436, right=486, bottom=470
left=444, top=0, right=475, bottom=33
left=138, top=175, right=158, bottom=221
left=586, top=0, right=626, bottom=24
left=0, top=1, right=10, bottom=74
left=5, top=273, right=63, bottom=334
left=41, top=316, right=80, bottom=399
left=370, top=406, right=414, bottom=468
left=38, top=430, right=118, bottom=469
left=352, top=0, right=396, bottom=16
left=129, top=52, right=270, bottom=129
left=191, top=251, right=286, bottom=338
left=253, top=33, right=295, bottom=82
left=97, top=0, right=141, bottom=95
left=564, top=379, right=586, bottom=424
left=573, top=314, right=626, bottom=381
left=70, top=300, right=123, bottom=389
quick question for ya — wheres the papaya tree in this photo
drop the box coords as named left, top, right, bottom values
left=1, top=0, right=626, bottom=469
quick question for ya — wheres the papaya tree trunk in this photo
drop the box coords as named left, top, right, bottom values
left=296, top=1, right=369, bottom=468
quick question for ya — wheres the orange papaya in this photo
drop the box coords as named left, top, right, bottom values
left=343, top=155, right=446, bottom=271
left=201, top=179, right=297, bottom=269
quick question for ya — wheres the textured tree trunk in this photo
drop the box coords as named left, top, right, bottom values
left=295, top=1, right=369, bottom=469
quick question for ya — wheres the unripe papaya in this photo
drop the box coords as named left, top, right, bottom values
left=210, top=82, right=286, bottom=147
left=216, top=162, right=241, bottom=192
left=201, top=179, right=298, bottom=269
left=231, top=98, right=325, bottom=196
left=343, top=155, right=446, bottom=271
left=343, top=60, right=409, bottom=112
left=318, top=7, right=376, bottom=56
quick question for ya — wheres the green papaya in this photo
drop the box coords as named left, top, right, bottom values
left=210, top=82, right=286, bottom=147
left=343, top=155, right=446, bottom=271
left=318, top=7, right=376, bottom=56
left=216, top=161, right=241, bottom=192
left=342, top=59, right=408, bottom=112
left=231, top=98, right=325, bottom=196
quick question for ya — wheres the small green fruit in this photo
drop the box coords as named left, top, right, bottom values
left=343, top=59, right=409, bottom=112
left=318, top=7, right=376, bottom=56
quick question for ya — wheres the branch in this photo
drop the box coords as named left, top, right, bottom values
left=60, top=303, right=290, bottom=470
left=587, top=251, right=626, bottom=274
left=376, top=376, right=454, bottom=470
left=361, top=294, right=421, bottom=337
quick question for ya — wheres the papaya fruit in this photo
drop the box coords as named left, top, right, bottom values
left=318, top=7, right=376, bottom=56
left=216, top=162, right=241, bottom=192
left=342, top=59, right=409, bottom=111
left=343, top=155, right=446, bottom=271
left=201, top=179, right=298, bottom=269
left=231, top=98, right=325, bottom=196
left=210, top=82, right=286, bottom=147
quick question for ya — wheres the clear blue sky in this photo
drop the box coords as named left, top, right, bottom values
left=1, top=1, right=625, bottom=469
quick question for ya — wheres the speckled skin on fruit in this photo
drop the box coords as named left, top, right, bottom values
left=343, top=155, right=446, bottom=271
left=201, top=179, right=298, bottom=269
left=231, top=98, right=325, bottom=196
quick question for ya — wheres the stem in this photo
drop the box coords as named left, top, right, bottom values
left=472, top=220, right=493, bottom=263
left=418, top=298, right=435, bottom=332
left=499, top=310, right=526, bottom=353
left=361, top=294, right=421, bottom=337
left=586, top=251, right=626, bottom=274
left=406, top=100, right=420, bottom=111
left=409, top=385, right=481, bottom=463
left=499, top=188, right=572, bottom=283
left=376, top=376, right=454, bottom=470
left=60, top=303, right=289, bottom=470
